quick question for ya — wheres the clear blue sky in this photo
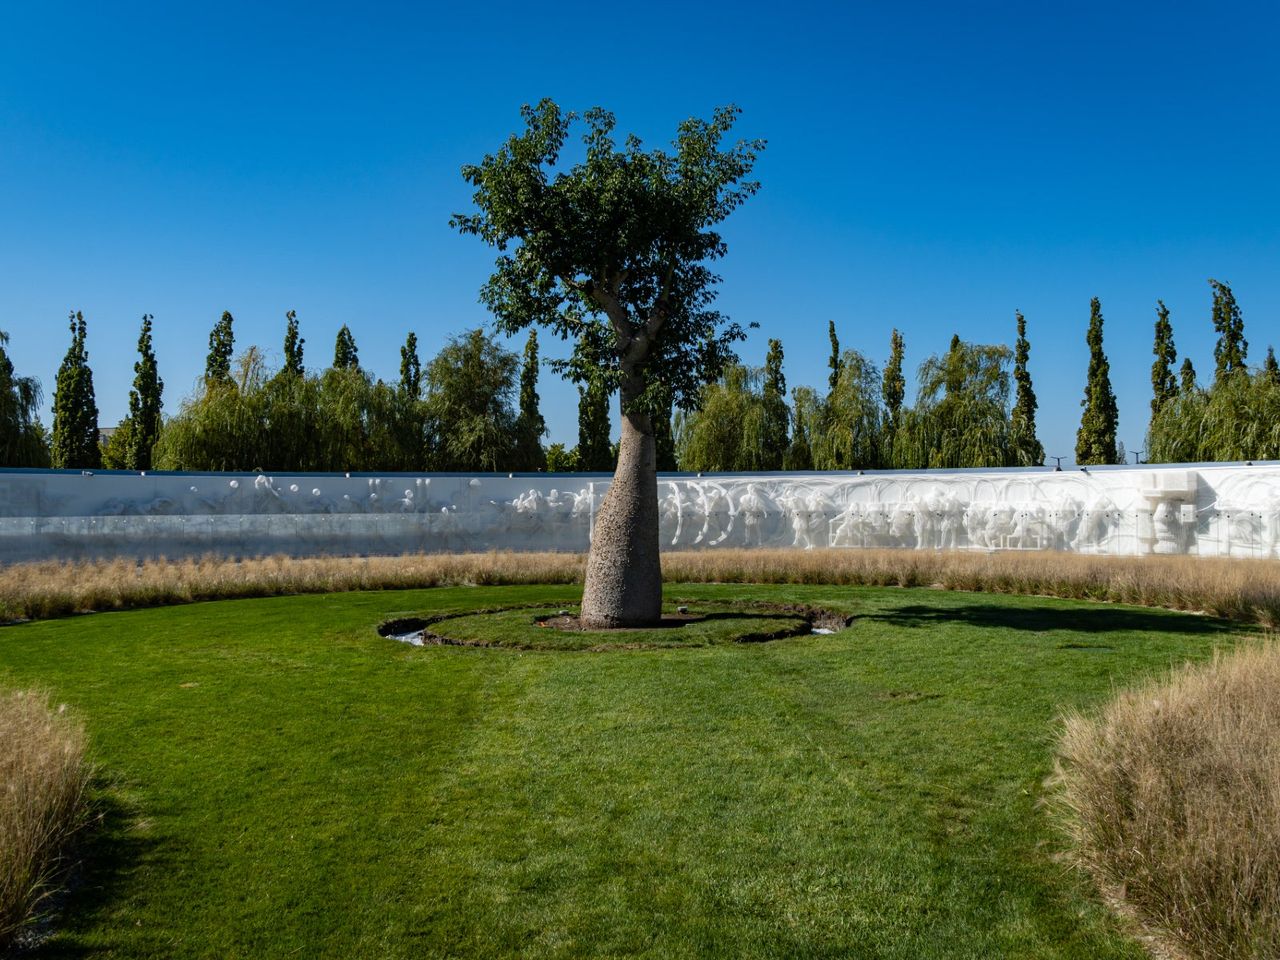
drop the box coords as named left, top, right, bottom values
left=2, top=0, right=1277, bottom=464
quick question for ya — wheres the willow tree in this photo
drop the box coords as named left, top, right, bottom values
left=453, top=100, right=762, bottom=627
left=0, top=331, right=48, bottom=467
left=894, top=338, right=1013, bottom=469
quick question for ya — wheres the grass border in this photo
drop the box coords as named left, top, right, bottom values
left=1, top=548, right=1278, bottom=627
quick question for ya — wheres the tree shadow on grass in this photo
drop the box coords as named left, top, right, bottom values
left=861, top=603, right=1237, bottom=637
left=25, top=783, right=165, bottom=959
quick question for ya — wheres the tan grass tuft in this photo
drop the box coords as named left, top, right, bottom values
left=1, top=549, right=1278, bottom=626
left=1049, top=641, right=1280, bottom=960
left=0, top=689, right=94, bottom=950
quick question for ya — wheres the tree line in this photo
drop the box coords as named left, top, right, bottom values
left=0, top=277, right=1274, bottom=472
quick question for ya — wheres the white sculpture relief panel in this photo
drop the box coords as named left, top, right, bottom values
left=0, top=463, right=1278, bottom=563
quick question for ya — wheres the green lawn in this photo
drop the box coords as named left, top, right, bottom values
left=0, top=584, right=1240, bottom=959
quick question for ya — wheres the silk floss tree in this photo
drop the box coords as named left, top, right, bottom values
left=453, top=99, right=764, bottom=627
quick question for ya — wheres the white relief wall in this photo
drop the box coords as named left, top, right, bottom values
left=1, top=463, right=1279, bottom=563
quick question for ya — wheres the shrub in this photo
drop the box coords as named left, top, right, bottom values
left=0, top=689, right=93, bottom=950
left=1050, top=642, right=1280, bottom=959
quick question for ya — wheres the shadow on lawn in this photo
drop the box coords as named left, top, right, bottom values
left=862, top=602, right=1237, bottom=637
left=27, top=785, right=163, bottom=959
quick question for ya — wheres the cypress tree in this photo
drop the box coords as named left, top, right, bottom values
left=1180, top=357, right=1198, bottom=393
left=761, top=338, right=788, bottom=469
left=333, top=325, right=359, bottom=370
left=126, top=314, right=163, bottom=470
left=1150, top=300, right=1178, bottom=419
left=399, top=331, right=421, bottom=397
left=827, top=321, right=841, bottom=393
left=1010, top=311, right=1044, bottom=466
left=205, top=311, right=235, bottom=385
left=1075, top=297, right=1119, bottom=465
left=0, top=330, right=48, bottom=467
left=283, top=310, right=305, bottom=377
left=1210, top=278, right=1247, bottom=384
left=882, top=329, right=905, bottom=437
left=513, top=330, right=547, bottom=471
left=577, top=373, right=612, bottom=471
left=51, top=311, right=101, bottom=469
left=1265, top=346, right=1279, bottom=385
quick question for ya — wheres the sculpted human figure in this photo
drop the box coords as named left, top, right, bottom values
left=806, top=489, right=833, bottom=549
left=1072, top=497, right=1116, bottom=552
left=963, top=502, right=989, bottom=548
left=784, top=493, right=814, bottom=549
left=831, top=500, right=863, bottom=548
left=738, top=484, right=770, bottom=547
left=888, top=501, right=915, bottom=547
left=939, top=492, right=964, bottom=549
left=695, top=483, right=734, bottom=546
left=985, top=503, right=1015, bottom=549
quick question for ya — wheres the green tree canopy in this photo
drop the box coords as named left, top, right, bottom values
left=126, top=314, right=163, bottom=470
left=399, top=332, right=421, bottom=398
left=0, top=330, right=49, bottom=467
left=513, top=330, right=547, bottom=471
left=333, top=325, right=359, bottom=371
left=894, top=338, right=1013, bottom=469
left=815, top=349, right=884, bottom=470
left=783, top=386, right=817, bottom=471
left=205, top=311, right=235, bottom=385
left=827, top=321, right=841, bottom=393
left=675, top=364, right=771, bottom=472
left=881, top=328, right=906, bottom=441
left=283, top=310, right=305, bottom=378
left=452, top=99, right=763, bottom=626
left=1010, top=311, right=1043, bottom=467
left=1209, top=278, right=1247, bottom=384
left=51, top=311, right=101, bottom=469
left=1075, top=297, right=1119, bottom=465
left=423, top=328, right=518, bottom=472
left=761, top=338, right=788, bottom=469
left=1150, top=300, right=1178, bottom=421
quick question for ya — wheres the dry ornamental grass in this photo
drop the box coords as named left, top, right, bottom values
left=0, top=689, right=93, bottom=950
left=1, top=548, right=1279, bottom=626
left=1051, top=642, right=1280, bottom=960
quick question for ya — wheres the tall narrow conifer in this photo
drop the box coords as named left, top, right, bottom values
left=126, top=314, right=163, bottom=470
left=1010, top=311, right=1043, bottom=466
left=283, top=310, right=305, bottom=377
left=51, top=311, right=101, bottom=469
left=513, top=330, right=547, bottom=471
left=205, top=311, right=235, bottom=385
left=827, top=321, right=841, bottom=393
left=1075, top=298, right=1119, bottom=465
left=1180, top=357, right=1198, bottom=393
left=333, top=325, right=359, bottom=370
left=882, top=329, right=905, bottom=436
left=399, top=332, right=421, bottom=397
left=1210, top=278, right=1247, bottom=384
left=1150, top=300, right=1178, bottom=419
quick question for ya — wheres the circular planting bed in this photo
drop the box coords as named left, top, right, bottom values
left=378, top=601, right=852, bottom=651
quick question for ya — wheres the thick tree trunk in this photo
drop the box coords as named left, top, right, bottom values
left=579, top=378, right=662, bottom=628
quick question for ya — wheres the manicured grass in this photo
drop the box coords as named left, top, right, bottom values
left=0, top=583, right=1242, bottom=958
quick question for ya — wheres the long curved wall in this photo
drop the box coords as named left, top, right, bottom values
left=2, top=463, right=1279, bottom=564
